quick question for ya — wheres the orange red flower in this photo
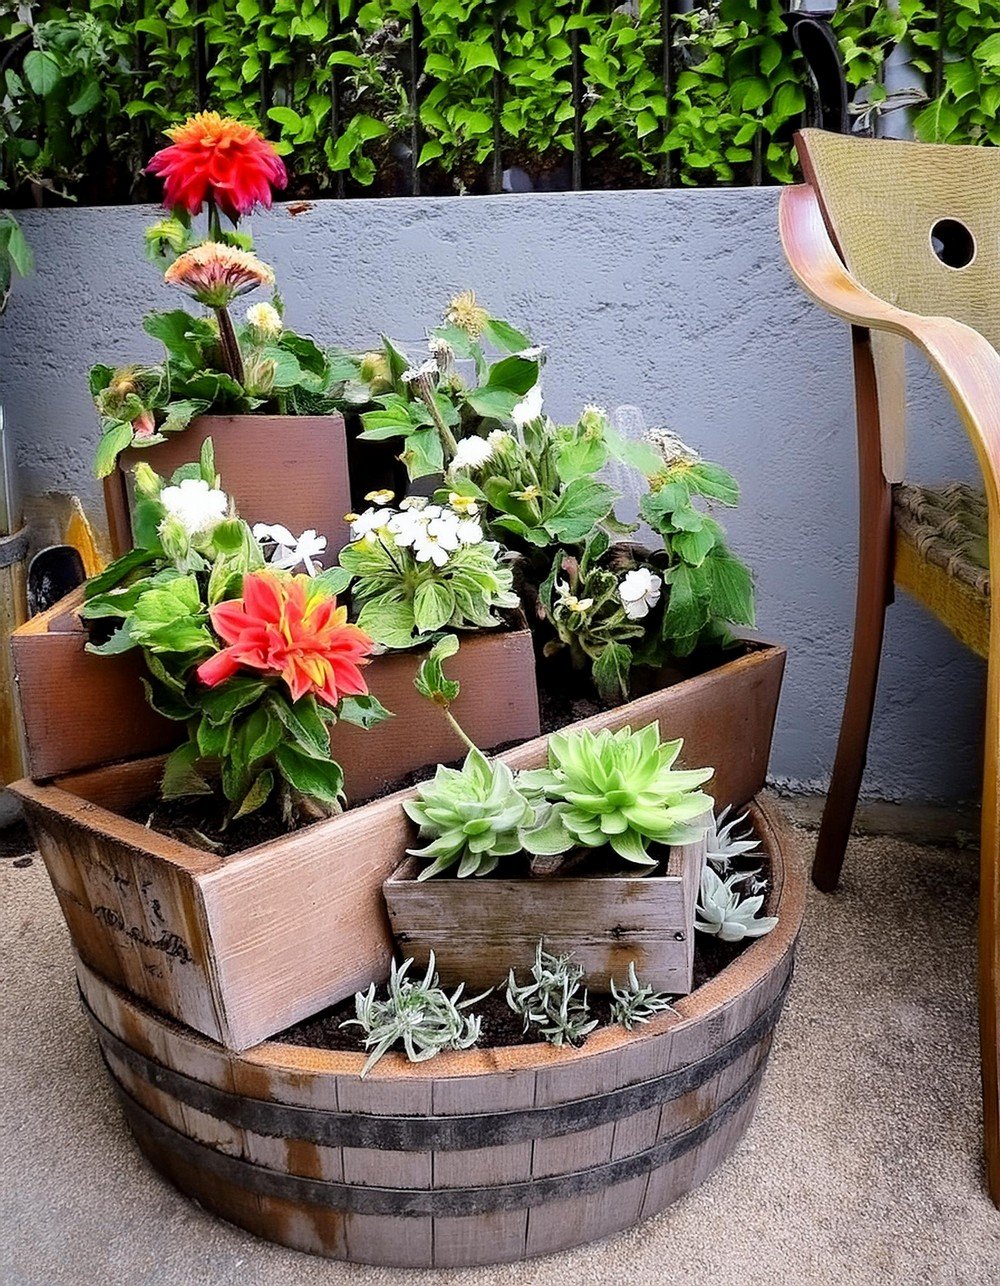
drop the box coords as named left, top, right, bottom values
left=197, top=571, right=374, bottom=708
left=148, top=112, right=287, bottom=221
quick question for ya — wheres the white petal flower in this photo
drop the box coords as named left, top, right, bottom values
left=388, top=508, right=428, bottom=547
left=258, top=526, right=328, bottom=575
left=448, top=492, right=479, bottom=517
left=350, top=507, right=394, bottom=543
left=159, top=478, right=228, bottom=538
left=450, top=435, right=494, bottom=473
left=245, top=301, right=283, bottom=339
left=618, top=567, right=662, bottom=620
left=456, top=518, right=483, bottom=545
left=511, top=382, right=543, bottom=429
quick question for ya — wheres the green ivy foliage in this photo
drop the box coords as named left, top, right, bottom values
left=0, top=1, right=990, bottom=204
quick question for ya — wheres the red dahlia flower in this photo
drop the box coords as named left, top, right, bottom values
left=197, top=571, right=374, bottom=708
left=148, top=112, right=288, bottom=221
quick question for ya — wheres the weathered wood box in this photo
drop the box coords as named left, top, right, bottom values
left=384, top=822, right=708, bottom=994
left=10, top=591, right=540, bottom=791
left=9, top=639, right=781, bottom=1053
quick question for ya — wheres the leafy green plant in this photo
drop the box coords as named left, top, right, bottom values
left=338, top=494, right=518, bottom=648
left=518, top=722, right=713, bottom=868
left=695, top=863, right=778, bottom=942
left=505, top=941, right=598, bottom=1048
left=79, top=442, right=388, bottom=832
left=0, top=211, right=32, bottom=313
left=637, top=430, right=755, bottom=659
left=609, top=962, right=676, bottom=1029
left=343, top=951, right=486, bottom=1076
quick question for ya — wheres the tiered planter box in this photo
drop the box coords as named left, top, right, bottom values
left=10, top=591, right=540, bottom=790
left=10, top=641, right=783, bottom=1051
left=74, top=796, right=803, bottom=1268
left=105, top=414, right=354, bottom=559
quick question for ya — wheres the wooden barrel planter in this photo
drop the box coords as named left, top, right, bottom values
left=75, top=796, right=804, bottom=1268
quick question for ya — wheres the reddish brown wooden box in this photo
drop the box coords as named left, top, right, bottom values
left=10, top=589, right=540, bottom=791
left=108, top=414, right=354, bottom=559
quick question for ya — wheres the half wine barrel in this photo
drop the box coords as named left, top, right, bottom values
left=78, top=796, right=804, bottom=1268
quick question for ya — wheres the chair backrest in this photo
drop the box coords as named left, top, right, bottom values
left=796, top=128, right=1000, bottom=353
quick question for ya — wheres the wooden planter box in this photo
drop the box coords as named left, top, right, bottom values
left=10, top=591, right=539, bottom=789
left=74, top=796, right=804, bottom=1268
left=105, top=414, right=353, bottom=560
left=384, top=821, right=708, bottom=994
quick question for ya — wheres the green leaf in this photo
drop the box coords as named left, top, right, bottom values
left=483, top=318, right=531, bottom=352
left=486, top=356, right=538, bottom=395
left=93, top=421, right=135, bottom=479
left=336, top=693, right=393, bottom=729
left=414, top=633, right=461, bottom=705
left=161, top=742, right=212, bottom=799
left=544, top=478, right=618, bottom=543
left=267, top=692, right=331, bottom=758
left=267, top=105, right=303, bottom=131
left=274, top=744, right=344, bottom=806
left=356, top=596, right=418, bottom=649
left=413, top=579, right=456, bottom=633
left=706, top=549, right=755, bottom=626
left=23, top=50, right=61, bottom=96
left=592, top=642, right=632, bottom=703
left=84, top=623, right=136, bottom=656
left=84, top=547, right=158, bottom=599
left=234, top=770, right=275, bottom=819
left=461, top=42, right=500, bottom=72
left=68, top=77, right=101, bottom=116
left=201, top=676, right=268, bottom=726
left=464, top=386, right=520, bottom=420
left=310, top=566, right=352, bottom=597
left=689, top=462, right=740, bottom=505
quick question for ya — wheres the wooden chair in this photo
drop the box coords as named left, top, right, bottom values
left=780, top=128, right=1000, bottom=1203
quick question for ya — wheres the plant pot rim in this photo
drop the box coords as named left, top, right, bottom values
left=91, top=794, right=802, bottom=1082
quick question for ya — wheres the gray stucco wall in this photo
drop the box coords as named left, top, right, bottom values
left=0, top=189, right=985, bottom=803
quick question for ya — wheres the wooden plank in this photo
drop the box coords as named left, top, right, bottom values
left=385, top=823, right=706, bottom=995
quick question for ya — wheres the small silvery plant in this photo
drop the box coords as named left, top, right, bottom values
left=609, top=962, right=676, bottom=1030
left=695, top=864, right=779, bottom=944
left=705, top=805, right=763, bottom=877
left=506, top=942, right=599, bottom=1048
left=343, top=952, right=487, bottom=1077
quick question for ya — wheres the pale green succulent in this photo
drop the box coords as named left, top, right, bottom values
left=403, top=746, right=537, bottom=879
left=695, top=864, right=778, bottom=943
left=505, top=941, right=598, bottom=1048
left=342, top=952, right=486, bottom=1076
left=519, top=722, right=714, bottom=867
left=609, top=962, right=676, bottom=1029
left=705, top=805, right=762, bottom=876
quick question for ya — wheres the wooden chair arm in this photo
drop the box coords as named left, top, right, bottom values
left=779, top=183, right=1000, bottom=505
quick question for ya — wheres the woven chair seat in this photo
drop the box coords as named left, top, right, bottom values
left=893, top=481, right=990, bottom=658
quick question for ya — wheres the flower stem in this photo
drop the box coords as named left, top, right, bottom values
left=416, top=379, right=459, bottom=459
left=207, top=198, right=222, bottom=243
left=444, top=706, right=478, bottom=754
left=214, top=306, right=245, bottom=385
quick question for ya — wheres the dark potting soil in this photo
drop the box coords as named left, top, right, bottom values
left=277, top=982, right=617, bottom=1053
left=0, top=820, right=35, bottom=862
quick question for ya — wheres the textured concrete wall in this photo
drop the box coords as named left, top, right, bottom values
left=0, top=189, right=985, bottom=802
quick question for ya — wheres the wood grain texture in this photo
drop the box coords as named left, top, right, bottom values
left=383, top=825, right=707, bottom=994
left=0, top=549, right=27, bottom=786
left=12, top=590, right=538, bottom=787
left=9, top=644, right=782, bottom=1051
left=72, top=794, right=803, bottom=1267
left=114, top=414, right=353, bottom=560
left=780, top=164, right=1000, bottom=1206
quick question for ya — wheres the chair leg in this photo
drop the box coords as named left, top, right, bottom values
left=813, top=328, right=894, bottom=892
left=979, top=662, right=1000, bottom=1205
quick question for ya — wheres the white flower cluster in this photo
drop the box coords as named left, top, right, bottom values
left=618, top=567, right=662, bottom=620
left=252, top=523, right=328, bottom=575
left=159, top=478, right=228, bottom=538
left=449, top=429, right=514, bottom=475
left=350, top=494, right=485, bottom=568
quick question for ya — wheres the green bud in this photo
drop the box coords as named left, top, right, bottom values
left=133, top=462, right=163, bottom=499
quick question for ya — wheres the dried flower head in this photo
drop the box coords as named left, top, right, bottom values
left=164, top=241, right=275, bottom=309
left=165, top=242, right=275, bottom=308
left=644, top=427, right=701, bottom=470
left=147, top=111, right=287, bottom=220
left=444, top=290, right=490, bottom=338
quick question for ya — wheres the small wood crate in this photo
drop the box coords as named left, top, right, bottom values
left=383, top=825, right=707, bottom=995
